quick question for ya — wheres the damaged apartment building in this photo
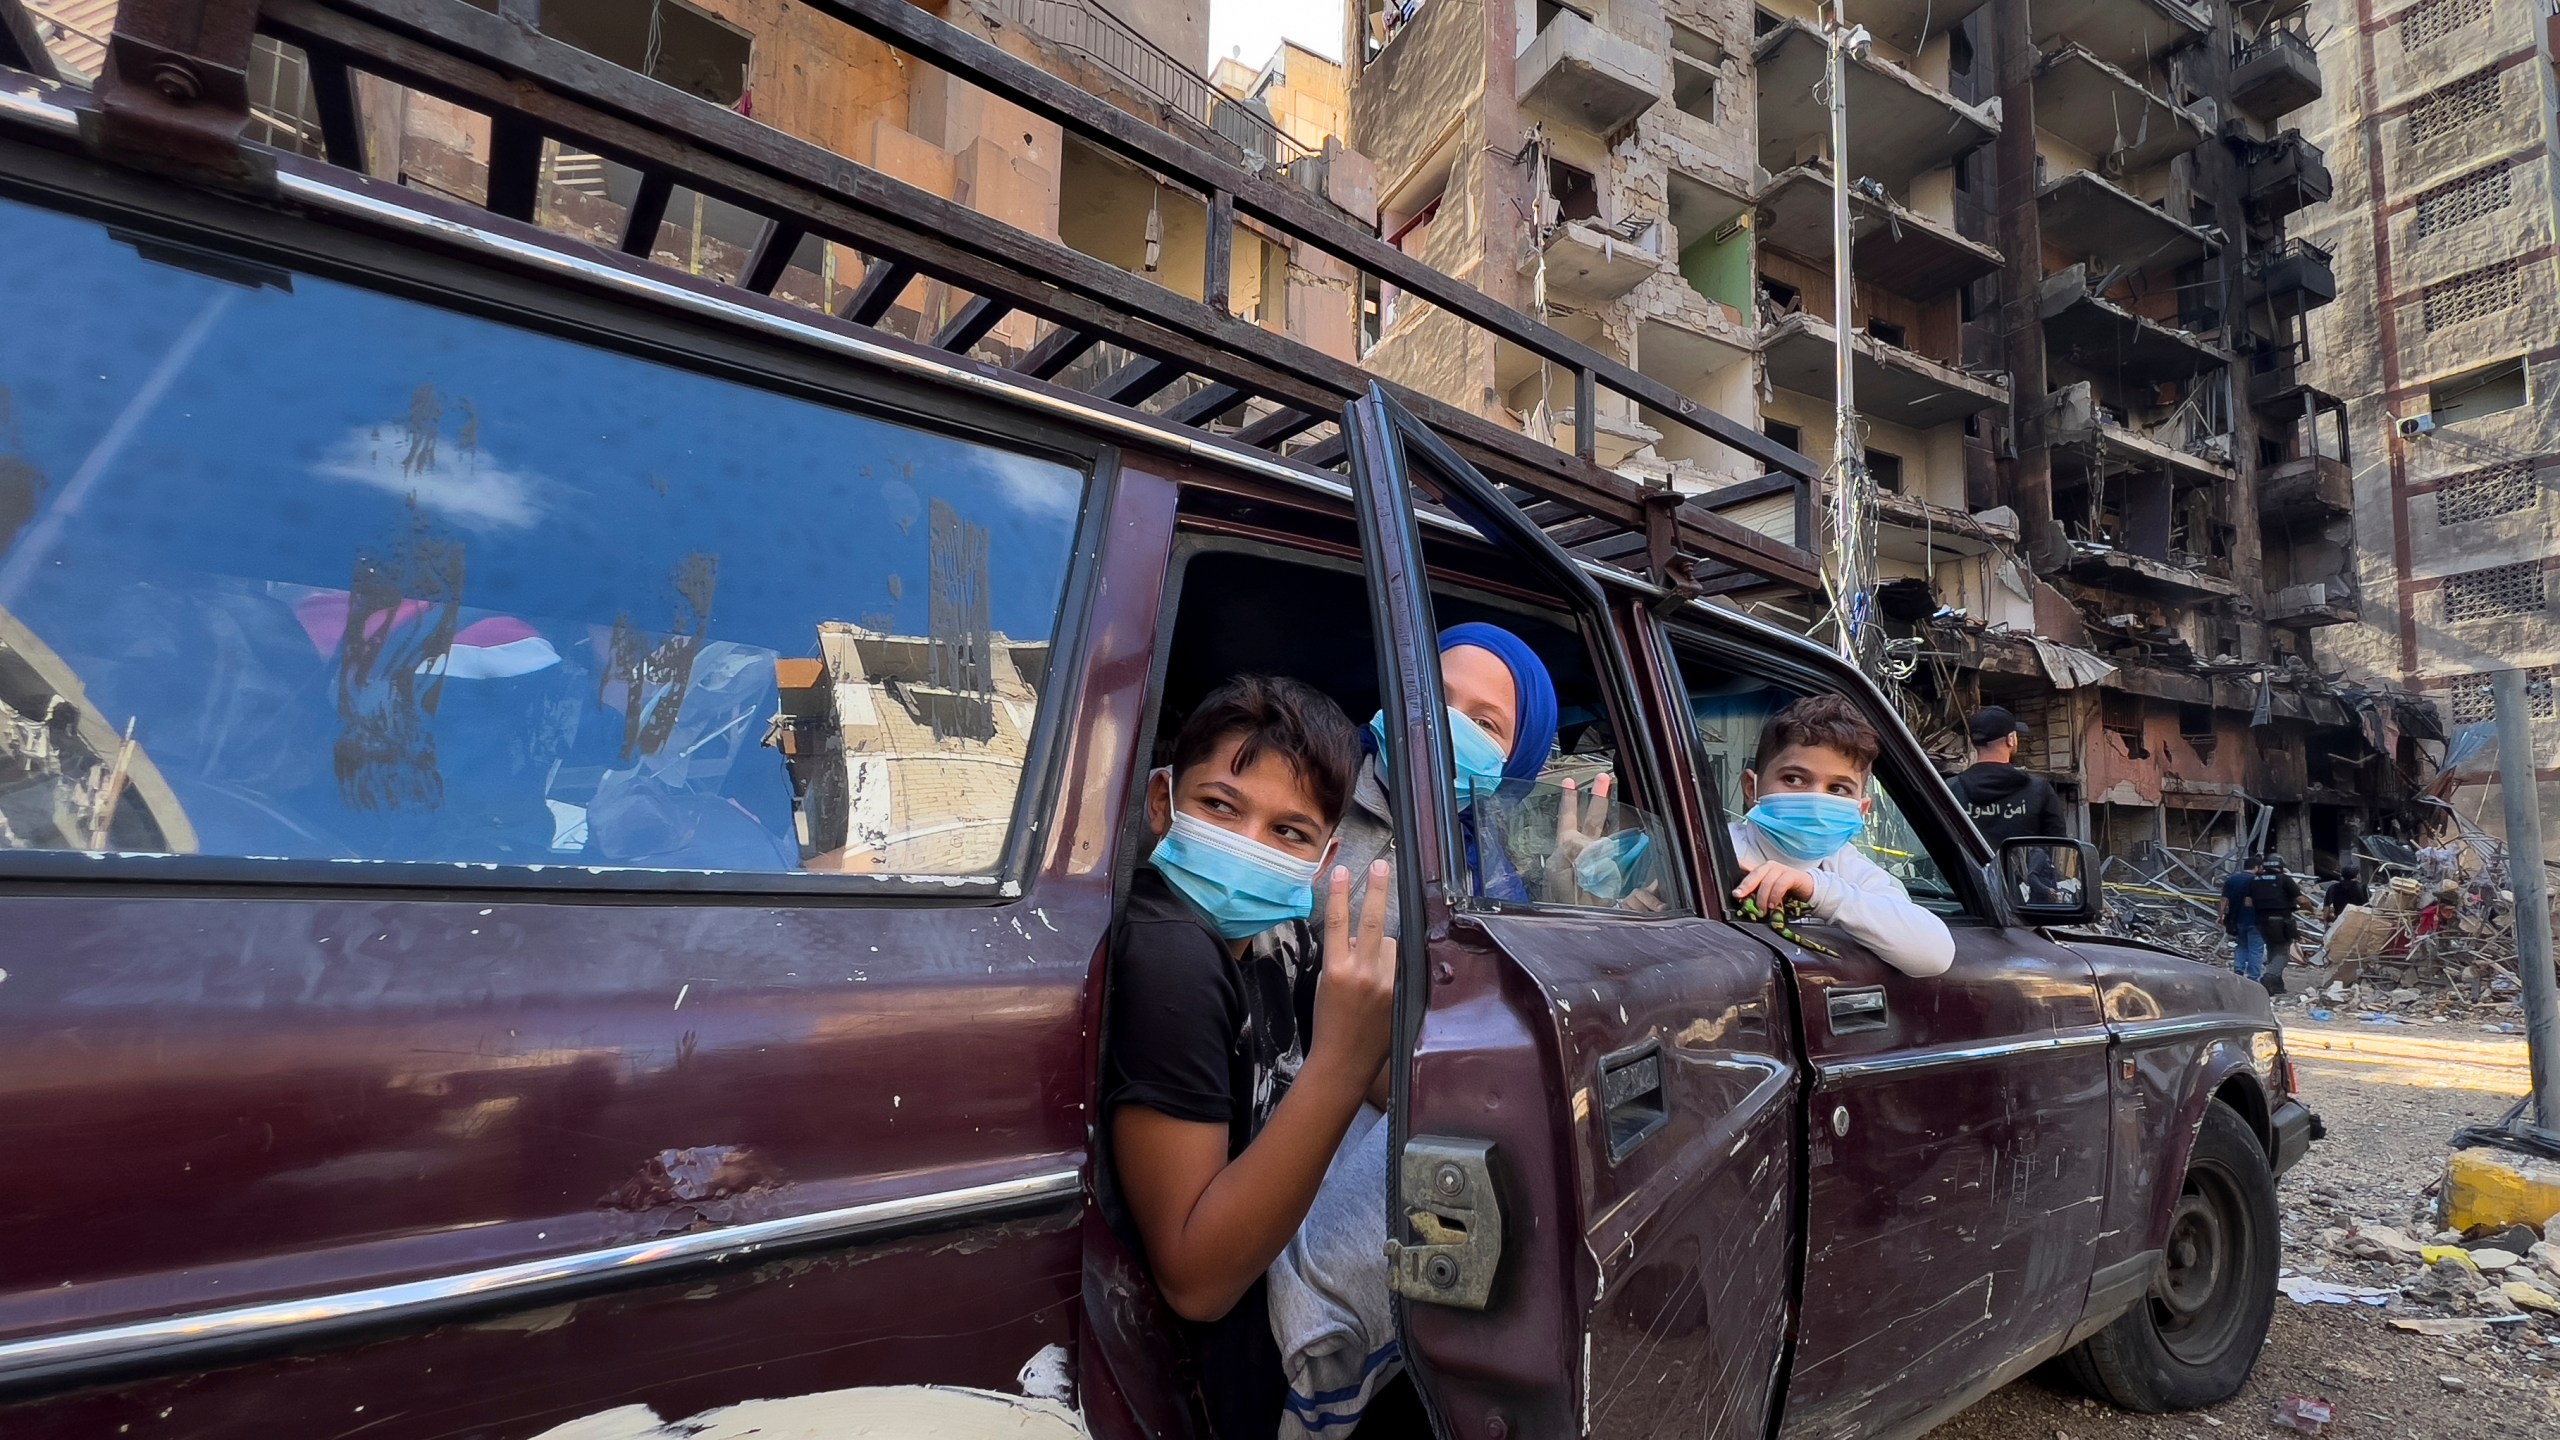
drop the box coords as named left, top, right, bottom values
left=2292, top=0, right=2560, bottom=840
left=1344, top=0, right=2440, bottom=869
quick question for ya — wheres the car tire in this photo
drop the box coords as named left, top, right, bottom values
left=2063, top=1100, right=2279, bottom=1412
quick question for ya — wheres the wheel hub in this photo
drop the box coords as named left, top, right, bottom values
left=2157, top=1193, right=2227, bottom=1321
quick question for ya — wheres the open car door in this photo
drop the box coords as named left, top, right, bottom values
left=1343, top=386, right=1800, bottom=1439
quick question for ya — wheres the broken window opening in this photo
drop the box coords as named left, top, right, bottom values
left=2103, top=693, right=2150, bottom=758
left=2178, top=704, right=2216, bottom=764
left=505, top=0, right=753, bottom=107
left=1547, top=160, right=1601, bottom=223
left=1866, top=319, right=1907, bottom=349
left=2429, top=357, right=2528, bottom=426
left=1865, top=449, right=1904, bottom=494
left=1763, top=419, right=1804, bottom=454
left=1671, top=23, right=1723, bottom=122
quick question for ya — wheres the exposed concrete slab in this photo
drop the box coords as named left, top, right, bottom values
left=1876, top=490, right=2020, bottom=561
left=2036, top=170, right=2219, bottom=273
left=1757, top=164, right=2003, bottom=297
left=1760, top=312, right=2008, bottom=430
left=1638, top=301, right=1758, bottom=389
left=1518, top=11, right=1662, bottom=135
left=1528, top=218, right=1668, bottom=305
left=2039, top=265, right=2229, bottom=386
left=1754, top=20, right=1997, bottom=200
left=2260, top=455, right=2353, bottom=522
left=2027, top=0, right=2212, bottom=74
left=2064, top=546, right=2242, bottom=601
left=2032, top=46, right=2210, bottom=175
left=1837, top=0, right=1995, bottom=57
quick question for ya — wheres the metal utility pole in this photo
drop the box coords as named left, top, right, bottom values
left=1821, top=6, right=1875, bottom=663
left=2492, top=667, right=2560, bottom=1132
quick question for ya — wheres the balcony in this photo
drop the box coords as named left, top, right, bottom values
left=1761, top=312, right=2009, bottom=430
left=1835, top=0, right=1996, bottom=54
left=2039, top=266, right=2229, bottom=386
left=2037, top=171, right=2219, bottom=275
left=1518, top=11, right=1664, bottom=135
left=1530, top=218, right=1669, bottom=305
left=2065, top=545, right=2242, bottom=602
left=2034, top=46, right=2210, bottom=175
left=1756, top=165, right=2003, bottom=298
left=1756, top=20, right=1998, bottom=199
left=1876, top=491, right=2020, bottom=563
left=2244, top=131, right=2333, bottom=219
left=2259, top=455, right=2352, bottom=523
left=2243, top=239, right=2337, bottom=322
left=2267, top=578, right=2359, bottom=627
left=2231, top=26, right=2323, bottom=122
left=2029, top=0, right=2212, bottom=73
left=2245, top=341, right=2341, bottom=416
left=2043, top=382, right=2236, bottom=486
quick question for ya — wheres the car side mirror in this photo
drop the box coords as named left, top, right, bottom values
left=1999, top=837, right=2102, bottom=927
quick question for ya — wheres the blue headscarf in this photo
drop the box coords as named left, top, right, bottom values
left=1436, top=622, right=1558, bottom=785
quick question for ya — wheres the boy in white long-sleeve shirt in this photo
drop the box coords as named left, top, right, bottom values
left=1730, top=694, right=1954, bottom=978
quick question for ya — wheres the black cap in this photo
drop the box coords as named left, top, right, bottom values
left=1968, top=706, right=2026, bottom=744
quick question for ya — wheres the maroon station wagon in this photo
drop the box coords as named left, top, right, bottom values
left=0, top=43, right=2315, bottom=1440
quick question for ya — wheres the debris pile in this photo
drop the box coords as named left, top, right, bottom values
left=2286, top=1187, right=2560, bottom=1350
left=2096, top=799, right=2547, bottom=1023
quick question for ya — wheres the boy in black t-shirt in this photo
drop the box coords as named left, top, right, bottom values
left=1104, top=675, right=1396, bottom=1440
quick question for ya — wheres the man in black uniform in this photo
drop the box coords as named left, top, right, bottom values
left=1950, top=706, right=2069, bottom=845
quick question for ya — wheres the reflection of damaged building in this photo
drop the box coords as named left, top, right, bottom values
left=2290, top=0, right=2560, bottom=841
left=1341, top=0, right=2431, bottom=869
left=0, top=606, right=193, bottom=854
left=772, top=624, right=1046, bottom=874
left=27, top=0, right=1376, bottom=372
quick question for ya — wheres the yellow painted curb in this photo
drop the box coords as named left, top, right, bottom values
left=2445, top=1148, right=2560, bottom=1235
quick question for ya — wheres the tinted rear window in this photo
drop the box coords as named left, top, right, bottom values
left=0, top=197, right=1084, bottom=879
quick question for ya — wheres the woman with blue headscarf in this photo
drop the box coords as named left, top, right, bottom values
left=1330, top=622, right=1559, bottom=928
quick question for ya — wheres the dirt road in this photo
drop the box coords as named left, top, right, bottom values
left=1926, top=1015, right=2560, bottom=1438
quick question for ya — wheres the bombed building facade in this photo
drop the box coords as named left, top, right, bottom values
left=2293, top=0, right=2560, bottom=840
left=1342, top=0, right=2444, bottom=871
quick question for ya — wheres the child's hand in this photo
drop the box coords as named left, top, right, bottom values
left=1311, top=860, right=1397, bottom=1087
left=1734, top=859, right=1816, bottom=915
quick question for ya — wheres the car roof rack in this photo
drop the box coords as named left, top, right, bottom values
left=0, top=0, right=1820, bottom=598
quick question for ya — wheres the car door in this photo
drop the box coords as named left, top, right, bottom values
left=1344, top=387, right=1799, bottom=1440
left=0, top=185, right=1145, bottom=1438
left=1662, top=625, right=2112, bottom=1440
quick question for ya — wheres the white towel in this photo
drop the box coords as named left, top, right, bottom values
left=1267, top=1105, right=1401, bottom=1439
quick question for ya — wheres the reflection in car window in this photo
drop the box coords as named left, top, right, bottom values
left=1678, top=666, right=1968, bottom=916
left=1449, top=625, right=1681, bottom=915
left=0, top=197, right=1082, bottom=877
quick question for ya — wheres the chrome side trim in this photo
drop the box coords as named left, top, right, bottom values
left=1818, top=1026, right=2114, bottom=1082
left=2109, top=1014, right=2259, bottom=1046
left=0, top=1168, right=1080, bottom=1388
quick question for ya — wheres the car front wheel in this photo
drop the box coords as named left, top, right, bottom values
left=2064, top=1099, right=2279, bottom=1411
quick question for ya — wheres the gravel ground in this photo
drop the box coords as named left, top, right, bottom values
left=1926, top=1013, right=2560, bottom=1439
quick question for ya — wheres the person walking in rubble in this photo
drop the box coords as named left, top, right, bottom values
left=2220, top=853, right=2266, bottom=984
left=2252, top=854, right=2308, bottom=996
left=1949, top=707, right=2068, bottom=847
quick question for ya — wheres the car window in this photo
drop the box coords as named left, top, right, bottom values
left=1437, top=600, right=1685, bottom=916
left=0, top=196, right=1084, bottom=878
left=1673, top=656, right=1970, bottom=917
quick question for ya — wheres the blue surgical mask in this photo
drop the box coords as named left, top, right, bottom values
left=1368, top=707, right=1512, bottom=807
left=1574, top=828, right=1655, bottom=900
left=1151, top=810, right=1326, bottom=940
left=1745, top=792, right=1869, bottom=863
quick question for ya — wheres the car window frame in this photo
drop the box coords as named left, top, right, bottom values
left=1145, top=528, right=1699, bottom=921
left=1656, top=612, right=2000, bottom=924
left=0, top=140, right=1120, bottom=902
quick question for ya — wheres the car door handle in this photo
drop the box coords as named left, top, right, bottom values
left=1597, top=1041, right=1669, bottom=1162
left=1827, top=986, right=1889, bottom=1034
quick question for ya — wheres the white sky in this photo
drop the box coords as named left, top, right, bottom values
left=1208, top=0, right=1347, bottom=68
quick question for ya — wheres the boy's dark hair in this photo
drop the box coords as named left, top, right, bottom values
left=1752, top=693, right=1884, bottom=775
left=1169, top=674, right=1361, bottom=828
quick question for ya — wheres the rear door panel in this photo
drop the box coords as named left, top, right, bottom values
left=0, top=455, right=1173, bottom=1440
